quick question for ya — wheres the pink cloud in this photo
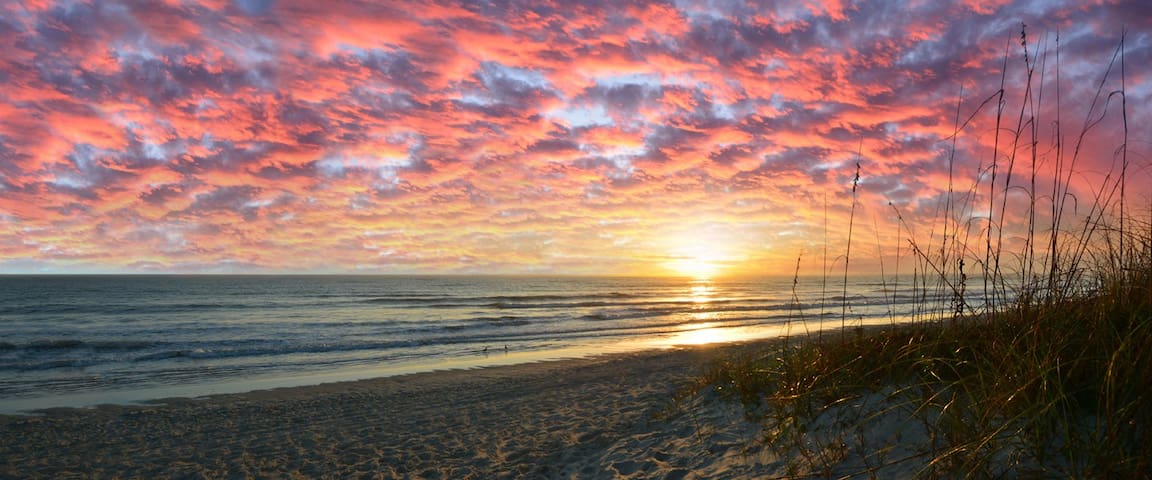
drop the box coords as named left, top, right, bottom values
left=0, top=0, right=1146, bottom=275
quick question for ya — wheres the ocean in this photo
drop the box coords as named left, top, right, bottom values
left=0, top=275, right=943, bottom=413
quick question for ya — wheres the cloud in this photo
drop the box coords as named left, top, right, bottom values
left=0, top=0, right=1147, bottom=274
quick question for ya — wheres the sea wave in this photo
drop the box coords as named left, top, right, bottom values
left=0, top=275, right=924, bottom=404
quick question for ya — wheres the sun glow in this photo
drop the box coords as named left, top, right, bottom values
left=664, top=245, right=743, bottom=278
left=667, top=256, right=723, bottom=279
left=661, top=231, right=742, bottom=278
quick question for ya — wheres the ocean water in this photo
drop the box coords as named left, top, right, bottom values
left=0, top=275, right=941, bottom=413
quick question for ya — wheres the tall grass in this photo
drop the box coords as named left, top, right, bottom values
left=690, top=28, right=1146, bottom=478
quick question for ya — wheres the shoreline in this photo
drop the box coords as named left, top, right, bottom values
left=1, top=339, right=784, bottom=478
left=0, top=315, right=838, bottom=414
left=0, top=341, right=642, bottom=416
left=1, top=317, right=907, bottom=416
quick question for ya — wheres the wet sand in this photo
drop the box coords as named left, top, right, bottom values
left=1, top=343, right=785, bottom=479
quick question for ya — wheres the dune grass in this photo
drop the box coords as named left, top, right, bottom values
left=697, top=260, right=1152, bottom=477
left=689, top=27, right=1147, bottom=478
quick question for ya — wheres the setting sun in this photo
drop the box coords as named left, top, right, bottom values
left=662, top=237, right=742, bottom=278
left=666, top=256, right=722, bottom=278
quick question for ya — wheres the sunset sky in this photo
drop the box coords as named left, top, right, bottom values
left=0, top=0, right=1148, bottom=276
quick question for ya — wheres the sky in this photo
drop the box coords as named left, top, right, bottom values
left=0, top=0, right=1149, bottom=276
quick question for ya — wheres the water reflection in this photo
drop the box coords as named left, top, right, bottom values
left=684, top=280, right=719, bottom=324
left=689, top=282, right=714, bottom=303
left=660, top=323, right=795, bottom=346
left=667, top=323, right=730, bottom=345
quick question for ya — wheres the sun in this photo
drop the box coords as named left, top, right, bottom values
left=659, top=229, right=741, bottom=278
left=666, top=256, right=722, bottom=279
left=664, top=243, right=735, bottom=278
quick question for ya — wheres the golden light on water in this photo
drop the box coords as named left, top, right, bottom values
left=661, top=323, right=799, bottom=346
left=689, top=283, right=714, bottom=303
left=668, top=324, right=735, bottom=345
left=665, top=281, right=740, bottom=345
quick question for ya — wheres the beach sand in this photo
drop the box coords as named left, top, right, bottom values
left=0, top=344, right=761, bottom=479
left=1, top=340, right=933, bottom=479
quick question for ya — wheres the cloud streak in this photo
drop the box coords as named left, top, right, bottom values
left=0, top=0, right=1148, bottom=275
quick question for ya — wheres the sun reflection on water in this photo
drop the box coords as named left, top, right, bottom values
left=661, top=323, right=797, bottom=346
left=668, top=323, right=732, bottom=345
left=689, top=283, right=713, bottom=302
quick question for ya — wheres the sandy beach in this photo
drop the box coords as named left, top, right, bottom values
left=1, top=343, right=790, bottom=479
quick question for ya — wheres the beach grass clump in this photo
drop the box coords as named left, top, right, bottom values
left=690, top=27, right=1148, bottom=478
left=695, top=254, right=1152, bottom=477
